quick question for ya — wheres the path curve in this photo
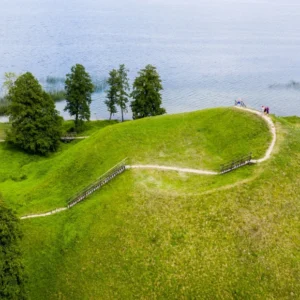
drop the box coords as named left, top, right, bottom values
left=235, top=107, right=276, bottom=163
left=127, top=107, right=276, bottom=174
left=20, top=107, right=276, bottom=219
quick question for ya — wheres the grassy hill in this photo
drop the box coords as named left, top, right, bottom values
left=0, top=107, right=270, bottom=215
left=4, top=107, right=298, bottom=299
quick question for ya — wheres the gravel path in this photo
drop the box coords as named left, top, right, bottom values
left=126, top=165, right=218, bottom=175
left=235, top=106, right=276, bottom=163
left=20, top=207, right=67, bottom=220
left=20, top=107, right=276, bottom=219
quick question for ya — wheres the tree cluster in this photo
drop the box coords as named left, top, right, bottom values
left=4, top=63, right=165, bottom=155
left=104, top=64, right=130, bottom=122
left=5, top=64, right=94, bottom=155
left=105, top=64, right=166, bottom=121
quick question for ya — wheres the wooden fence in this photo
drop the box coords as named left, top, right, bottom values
left=61, top=132, right=77, bottom=142
left=220, top=153, right=252, bottom=174
left=67, top=158, right=128, bottom=208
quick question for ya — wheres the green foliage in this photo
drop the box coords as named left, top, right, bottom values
left=105, top=69, right=119, bottom=120
left=105, top=65, right=130, bottom=121
left=64, top=64, right=94, bottom=129
left=47, top=89, right=66, bottom=102
left=116, top=64, right=130, bottom=122
left=0, top=73, right=19, bottom=116
left=0, top=96, right=9, bottom=116
left=6, top=72, right=63, bottom=155
left=131, top=64, right=166, bottom=119
left=2, top=72, right=18, bottom=95
left=0, top=203, right=27, bottom=299
left=0, top=122, right=10, bottom=140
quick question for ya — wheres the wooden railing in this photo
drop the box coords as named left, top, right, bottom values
left=61, top=132, right=77, bottom=142
left=220, top=153, right=252, bottom=174
left=67, top=158, right=128, bottom=208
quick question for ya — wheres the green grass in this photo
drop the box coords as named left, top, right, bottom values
left=3, top=106, right=292, bottom=299
left=62, top=119, right=119, bottom=136
left=0, top=119, right=117, bottom=140
left=21, top=118, right=300, bottom=298
left=0, top=108, right=271, bottom=215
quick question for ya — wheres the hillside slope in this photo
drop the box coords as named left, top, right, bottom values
left=0, top=107, right=271, bottom=215
left=19, top=114, right=300, bottom=299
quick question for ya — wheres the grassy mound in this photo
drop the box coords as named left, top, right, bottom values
left=20, top=114, right=300, bottom=299
left=0, top=108, right=271, bottom=215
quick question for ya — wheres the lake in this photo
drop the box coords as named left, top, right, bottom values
left=0, top=0, right=300, bottom=120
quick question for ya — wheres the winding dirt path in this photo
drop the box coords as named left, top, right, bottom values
left=20, top=208, right=67, bottom=220
left=126, top=165, right=218, bottom=175
left=235, top=107, right=276, bottom=163
left=20, top=107, right=276, bottom=219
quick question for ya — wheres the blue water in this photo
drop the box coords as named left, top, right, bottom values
left=1, top=0, right=300, bottom=119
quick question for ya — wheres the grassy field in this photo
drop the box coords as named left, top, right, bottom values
left=3, top=107, right=293, bottom=299
left=0, top=108, right=271, bottom=215
left=19, top=114, right=300, bottom=299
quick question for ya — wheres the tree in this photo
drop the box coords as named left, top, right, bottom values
left=131, top=65, right=166, bottom=119
left=104, top=69, right=118, bottom=120
left=64, top=64, right=94, bottom=129
left=0, top=72, right=19, bottom=116
left=6, top=72, right=62, bottom=155
left=2, top=72, right=18, bottom=95
left=0, top=203, right=27, bottom=299
left=116, top=64, right=130, bottom=122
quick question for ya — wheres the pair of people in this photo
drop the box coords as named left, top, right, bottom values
left=262, top=106, right=269, bottom=114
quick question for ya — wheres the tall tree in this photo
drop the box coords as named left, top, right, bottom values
left=6, top=72, right=62, bottom=155
left=131, top=65, right=166, bottom=119
left=64, top=64, right=94, bottom=129
left=0, top=202, right=27, bottom=299
left=104, top=69, right=118, bottom=120
left=116, top=64, right=130, bottom=122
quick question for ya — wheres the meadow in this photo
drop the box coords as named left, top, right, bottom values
left=3, top=107, right=299, bottom=299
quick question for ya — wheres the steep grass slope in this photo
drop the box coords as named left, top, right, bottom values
left=0, top=108, right=270, bottom=215
left=20, top=116, right=300, bottom=299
